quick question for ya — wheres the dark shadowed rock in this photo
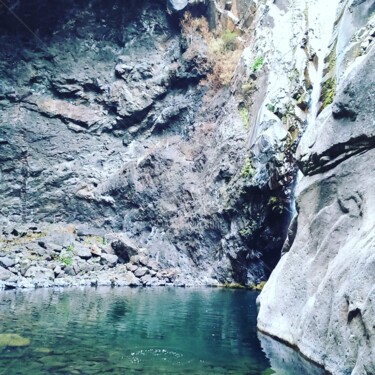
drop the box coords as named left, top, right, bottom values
left=110, top=236, right=138, bottom=263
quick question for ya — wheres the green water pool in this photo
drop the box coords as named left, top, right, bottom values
left=0, top=287, right=324, bottom=374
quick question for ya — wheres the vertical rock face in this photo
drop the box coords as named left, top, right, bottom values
left=0, top=0, right=296, bottom=285
left=258, top=1, right=375, bottom=373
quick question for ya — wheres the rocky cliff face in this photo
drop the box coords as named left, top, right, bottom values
left=258, top=0, right=375, bottom=374
left=0, top=0, right=296, bottom=287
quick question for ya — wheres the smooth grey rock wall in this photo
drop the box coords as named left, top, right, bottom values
left=258, top=3, right=375, bottom=373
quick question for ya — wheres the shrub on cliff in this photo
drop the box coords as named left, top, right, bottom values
left=180, top=12, right=242, bottom=88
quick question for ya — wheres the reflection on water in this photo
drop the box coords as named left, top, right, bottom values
left=0, top=287, right=324, bottom=374
left=258, top=332, right=325, bottom=375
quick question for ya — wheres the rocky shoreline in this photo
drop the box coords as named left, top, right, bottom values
left=0, top=223, right=221, bottom=290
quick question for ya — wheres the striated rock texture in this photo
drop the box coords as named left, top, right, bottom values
left=258, top=1, right=375, bottom=374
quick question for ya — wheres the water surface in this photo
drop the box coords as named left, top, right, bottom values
left=0, top=287, right=324, bottom=374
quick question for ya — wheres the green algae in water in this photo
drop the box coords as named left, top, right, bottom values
left=0, top=333, right=30, bottom=347
left=261, top=368, right=276, bottom=375
left=0, top=287, right=325, bottom=374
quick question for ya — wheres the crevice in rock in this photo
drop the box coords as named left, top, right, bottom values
left=300, top=134, right=375, bottom=176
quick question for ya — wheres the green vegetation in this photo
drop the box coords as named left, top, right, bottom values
left=220, top=29, right=238, bottom=51
left=241, top=156, right=255, bottom=178
left=59, top=254, right=73, bottom=266
left=266, top=103, right=275, bottom=113
left=241, top=82, right=253, bottom=97
left=251, top=56, right=264, bottom=73
left=181, top=13, right=243, bottom=88
left=253, top=281, right=267, bottom=291
left=66, top=244, right=74, bottom=252
left=239, top=220, right=257, bottom=238
left=320, top=41, right=337, bottom=109
left=321, top=77, right=335, bottom=108
left=221, top=283, right=246, bottom=289
left=239, top=106, right=249, bottom=129
left=287, top=67, right=299, bottom=82
left=59, top=244, right=74, bottom=266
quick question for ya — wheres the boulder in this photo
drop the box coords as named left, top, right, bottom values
left=100, top=254, right=118, bottom=268
left=126, top=263, right=138, bottom=272
left=74, top=245, right=92, bottom=260
left=0, top=266, right=14, bottom=281
left=64, top=266, right=76, bottom=276
left=143, top=274, right=155, bottom=285
left=138, top=255, right=149, bottom=267
left=24, top=266, right=54, bottom=281
left=110, top=236, right=138, bottom=263
left=49, top=243, right=63, bottom=253
left=147, top=260, right=159, bottom=271
left=124, top=272, right=141, bottom=287
left=134, top=267, right=148, bottom=278
left=90, top=245, right=102, bottom=257
left=20, top=259, right=31, bottom=276
left=24, top=96, right=104, bottom=128
left=0, top=256, right=16, bottom=269
left=53, top=265, right=62, bottom=277
left=129, top=255, right=140, bottom=265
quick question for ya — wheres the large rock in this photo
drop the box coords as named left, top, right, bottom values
left=297, top=49, right=375, bottom=176
left=258, top=332, right=325, bottom=375
left=0, top=266, right=14, bottom=281
left=100, top=254, right=118, bottom=268
left=24, top=266, right=55, bottom=282
left=0, top=0, right=292, bottom=287
left=74, top=245, right=92, bottom=260
left=4, top=0, right=368, bottom=293
left=24, top=96, right=105, bottom=128
left=123, top=272, right=142, bottom=287
left=110, top=236, right=138, bottom=263
left=167, top=0, right=205, bottom=12
left=258, top=13, right=375, bottom=375
left=258, top=148, right=375, bottom=374
left=0, top=256, right=16, bottom=269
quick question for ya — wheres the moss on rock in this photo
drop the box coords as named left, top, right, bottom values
left=0, top=333, right=30, bottom=347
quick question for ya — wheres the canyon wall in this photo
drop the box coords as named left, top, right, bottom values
left=257, top=1, right=375, bottom=374
left=1, top=0, right=374, bottom=372
left=0, top=0, right=295, bottom=287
